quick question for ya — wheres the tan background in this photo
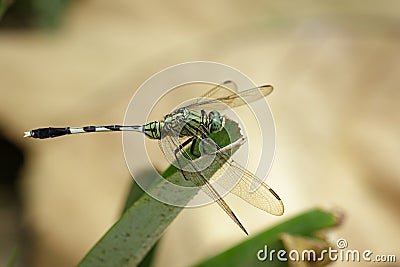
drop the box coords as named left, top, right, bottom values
left=0, top=1, right=399, bottom=266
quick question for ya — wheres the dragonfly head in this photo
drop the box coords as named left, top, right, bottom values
left=208, top=110, right=225, bottom=133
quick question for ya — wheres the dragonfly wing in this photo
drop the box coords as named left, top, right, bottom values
left=198, top=80, right=238, bottom=100
left=184, top=84, right=273, bottom=112
left=160, top=131, right=248, bottom=234
left=182, top=167, right=249, bottom=235
left=191, top=126, right=284, bottom=216
left=210, top=155, right=284, bottom=216
left=158, top=131, right=192, bottom=167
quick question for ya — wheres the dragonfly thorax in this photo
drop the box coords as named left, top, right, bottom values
left=143, top=108, right=226, bottom=140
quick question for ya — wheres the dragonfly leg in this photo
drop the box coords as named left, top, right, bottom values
left=174, top=136, right=197, bottom=181
left=190, top=138, right=201, bottom=157
left=186, top=123, right=216, bottom=156
left=174, top=136, right=196, bottom=156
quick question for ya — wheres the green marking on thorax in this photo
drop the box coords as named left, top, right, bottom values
left=143, top=108, right=211, bottom=140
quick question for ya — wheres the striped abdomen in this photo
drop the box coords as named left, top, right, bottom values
left=143, top=121, right=163, bottom=139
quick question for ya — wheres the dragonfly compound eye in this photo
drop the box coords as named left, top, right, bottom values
left=208, top=111, right=224, bottom=133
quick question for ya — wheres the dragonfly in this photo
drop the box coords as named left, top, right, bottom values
left=24, top=81, right=284, bottom=234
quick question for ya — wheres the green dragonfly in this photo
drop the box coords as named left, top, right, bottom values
left=24, top=81, right=284, bottom=234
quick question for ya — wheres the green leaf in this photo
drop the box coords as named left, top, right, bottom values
left=122, top=173, right=159, bottom=267
left=0, top=0, right=13, bottom=20
left=32, top=0, right=68, bottom=29
left=78, top=119, right=242, bottom=267
left=193, top=208, right=340, bottom=267
left=6, top=247, right=18, bottom=267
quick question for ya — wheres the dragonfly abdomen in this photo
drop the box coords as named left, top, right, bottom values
left=24, top=125, right=145, bottom=139
left=143, top=121, right=163, bottom=139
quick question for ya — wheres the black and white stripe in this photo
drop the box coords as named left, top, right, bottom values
left=24, top=125, right=144, bottom=139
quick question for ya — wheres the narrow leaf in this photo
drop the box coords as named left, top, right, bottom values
left=78, top=119, right=242, bottom=267
left=193, top=208, right=341, bottom=267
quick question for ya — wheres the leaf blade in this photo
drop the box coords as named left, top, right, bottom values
left=193, top=208, right=340, bottom=267
left=78, top=119, right=242, bottom=267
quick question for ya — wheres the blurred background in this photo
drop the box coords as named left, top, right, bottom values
left=0, top=1, right=399, bottom=266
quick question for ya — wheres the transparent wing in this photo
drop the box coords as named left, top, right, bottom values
left=159, top=129, right=248, bottom=234
left=211, top=156, right=284, bottom=216
left=197, top=80, right=238, bottom=101
left=184, top=84, right=273, bottom=112
left=193, top=126, right=284, bottom=216
left=158, top=131, right=192, bottom=169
